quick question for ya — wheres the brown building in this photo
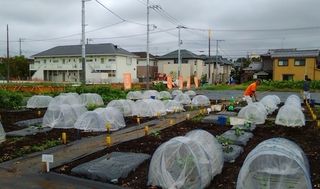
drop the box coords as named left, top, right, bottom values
left=133, top=52, right=158, bottom=82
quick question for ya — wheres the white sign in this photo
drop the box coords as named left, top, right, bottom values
left=42, top=154, right=54, bottom=163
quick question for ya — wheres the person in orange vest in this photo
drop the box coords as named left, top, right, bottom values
left=243, top=79, right=261, bottom=104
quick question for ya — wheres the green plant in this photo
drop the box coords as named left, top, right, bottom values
left=152, top=82, right=167, bottom=92
left=86, top=103, right=102, bottom=111
left=234, top=127, right=244, bottom=137
left=150, top=130, right=161, bottom=139
left=0, top=90, right=24, bottom=109
left=217, top=136, right=234, bottom=153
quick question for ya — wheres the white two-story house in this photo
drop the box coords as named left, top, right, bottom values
left=30, top=43, right=138, bottom=83
left=157, top=49, right=208, bottom=81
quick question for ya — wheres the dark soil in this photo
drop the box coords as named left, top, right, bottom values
left=55, top=116, right=320, bottom=189
left=0, top=108, right=152, bottom=163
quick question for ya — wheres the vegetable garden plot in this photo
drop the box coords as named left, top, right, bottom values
left=42, top=104, right=87, bottom=129
left=107, top=99, right=136, bottom=117
left=220, top=130, right=253, bottom=146
left=191, top=95, right=210, bottom=106
left=171, top=89, right=183, bottom=97
left=174, top=94, right=191, bottom=105
left=79, top=93, right=104, bottom=106
left=74, top=107, right=126, bottom=132
left=26, top=95, right=53, bottom=108
left=275, top=104, right=305, bottom=127
left=184, top=90, right=196, bottom=97
left=163, top=100, right=184, bottom=113
left=237, top=138, right=312, bottom=189
left=135, top=99, right=166, bottom=117
left=238, top=103, right=267, bottom=124
left=148, top=130, right=223, bottom=189
left=158, top=91, right=172, bottom=100
left=126, top=91, right=143, bottom=100
left=0, top=122, right=5, bottom=143
left=285, top=94, right=301, bottom=108
left=260, top=95, right=279, bottom=114
left=142, top=90, right=160, bottom=99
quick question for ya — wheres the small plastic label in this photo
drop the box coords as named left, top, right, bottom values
left=42, top=154, right=54, bottom=163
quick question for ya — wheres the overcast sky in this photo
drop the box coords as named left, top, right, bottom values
left=1, top=0, right=320, bottom=59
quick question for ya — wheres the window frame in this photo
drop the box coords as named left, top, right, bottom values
left=294, top=58, right=305, bottom=66
left=278, top=59, right=288, bottom=66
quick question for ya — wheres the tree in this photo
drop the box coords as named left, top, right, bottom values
left=0, top=56, right=31, bottom=80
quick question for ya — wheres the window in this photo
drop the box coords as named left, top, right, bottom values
left=317, top=59, right=320, bottom=69
left=174, top=59, right=188, bottom=64
left=278, top=59, right=288, bottom=66
left=126, top=57, right=132, bottom=65
left=86, top=59, right=93, bottom=62
left=62, top=59, right=65, bottom=64
left=108, top=58, right=116, bottom=62
left=53, top=60, right=59, bottom=63
left=282, top=74, right=294, bottom=81
left=101, top=58, right=105, bottom=63
left=294, top=59, right=305, bottom=66
left=43, top=59, right=46, bottom=64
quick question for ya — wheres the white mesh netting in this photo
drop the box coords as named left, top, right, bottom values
left=172, top=89, right=183, bottom=97
left=0, top=122, right=5, bottom=143
left=271, top=95, right=281, bottom=105
left=143, top=90, right=160, bottom=99
left=163, top=100, right=184, bottom=112
left=285, top=95, right=301, bottom=108
left=126, top=91, right=143, bottom=100
left=238, top=103, right=267, bottom=124
left=135, top=99, right=166, bottom=117
left=48, top=93, right=81, bottom=108
left=42, top=104, right=87, bottom=129
left=174, top=94, right=191, bottom=105
left=158, top=91, right=172, bottom=100
left=237, top=138, right=311, bottom=189
left=191, top=95, right=210, bottom=106
left=260, top=95, right=279, bottom=114
left=80, top=93, right=104, bottom=106
left=27, top=95, right=53, bottom=108
left=107, top=99, right=136, bottom=117
left=74, top=107, right=125, bottom=132
left=148, top=130, right=223, bottom=189
left=184, top=90, right=197, bottom=97
left=275, top=104, right=305, bottom=127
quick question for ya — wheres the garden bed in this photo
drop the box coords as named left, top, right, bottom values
left=54, top=117, right=320, bottom=189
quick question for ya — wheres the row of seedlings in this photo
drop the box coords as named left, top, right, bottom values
left=218, top=95, right=281, bottom=163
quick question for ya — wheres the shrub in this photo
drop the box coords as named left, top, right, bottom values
left=152, top=82, right=167, bottom=92
left=0, top=90, right=24, bottom=109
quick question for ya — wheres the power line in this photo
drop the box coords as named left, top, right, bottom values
left=187, top=26, right=320, bottom=32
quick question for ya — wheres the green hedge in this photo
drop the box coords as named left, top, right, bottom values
left=65, top=85, right=126, bottom=103
left=0, top=90, right=24, bottom=109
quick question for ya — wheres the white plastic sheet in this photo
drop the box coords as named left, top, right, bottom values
left=238, top=103, right=267, bottom=124
left=174, top=94, right=191, bottom=105
left=184, top=90, right=197, bottom=97
left=158, top=91, right=172, bottom=100
left=148, top=130, right=223, bottom=189
left=27, top=95, right=53, bottom=108
left=275, top=104, right=305, bottom=127
left=285, top=95, right=301, bottom=108
left=260, top=95, right=279, bottom=114
left=237, top=138, right=311, bottom=189
left=74, top=107, right=126, bottom=131
left=171, top=89, right=183, bottom=97
left=143, top=90, right=160, bottom=99
left=42, top=104, right=87, bottom=129
left=80, top=93, right=104, bottom=106
left=0, top=122, right=5, bottom=143
left=135, top=99, right=166, bottom=117
left=191, top=95, right=210, bottom=106
left=48, top=93, right=81, bottom=108
left=163, top=100, right=185, bottom=112
left=107, top=99, right=136, bottom=117
left=126, top=91, right=143, bottom=100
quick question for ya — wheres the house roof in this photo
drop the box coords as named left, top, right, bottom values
left=32, top=43, right=135, bottom=57
left=132, top=52, right=156, bottom=59
left=243, top=62, right=262, bottom=71
left=202, top=55, right=233, bottom=65
left=270, top=49, right=320, bottom=58
left=158, top=49, right=204, bottom=60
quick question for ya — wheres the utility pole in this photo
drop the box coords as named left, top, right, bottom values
left=81, top=0, right=89, bottom=85
left=177, top=25, right=185, bottom=77
left=146, top=0, right=150, bottom=89
left=6, top=24, right=10, bottom=83
left=19, top=38, right=22, bottom=56
left=208, top=29, right=211, bottom=83
left=215, top=39, right=224, bottom=83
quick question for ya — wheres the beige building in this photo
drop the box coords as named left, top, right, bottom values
left=157, top=49, right=207, bottom=81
